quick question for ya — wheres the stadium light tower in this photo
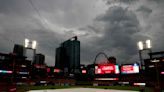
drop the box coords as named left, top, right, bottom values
left=137, top=39, right=152, bottom=68
left=24, top=38, right=37, bottom=64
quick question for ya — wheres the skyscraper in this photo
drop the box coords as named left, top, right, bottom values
left=33, top=53, right=45, bottom=65
left=13, top=44, right=25, bottom=56
left=55, top=47, right=67, bottom=69
left=55, top=36, right=80, bottom=74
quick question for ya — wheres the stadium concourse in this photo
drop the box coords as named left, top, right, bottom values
left=27, top=88, right=138, bottom=92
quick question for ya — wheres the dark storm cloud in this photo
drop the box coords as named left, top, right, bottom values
left=99, top=7, right=141, bottom=62
left=79, top=0, right=164, bottom=65
left=0, top=0, right=62, bottom=66
left=96, top=0, right=164, bottom=64
left=0, top=0, right=64, bottom=66
left=82, top=6, right=150, bottom=64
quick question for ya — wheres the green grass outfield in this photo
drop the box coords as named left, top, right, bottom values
left=17, top=85, right=76, bottom=92
left=17, top=85, right=154, bottom=92
left=86, top=86, right=154, bottom=92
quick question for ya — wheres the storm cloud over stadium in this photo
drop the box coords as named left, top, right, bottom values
left=0, top=0, right=164, bottom=66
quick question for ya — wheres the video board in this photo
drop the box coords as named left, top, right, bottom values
left=95, top=64, right=119, bottom=74
left=121, top=64, right=139, bottom=74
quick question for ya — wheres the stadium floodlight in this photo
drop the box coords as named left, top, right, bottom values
left=146, top=39, right=151, bottom=49
left=137, top=39, right=152, bottom=70
left=25, top=39, right=37, bottom=49
left=32, top=40, right=37, bottom=49
left=137, top=41, right=143, bottom=50
left=25, top=38, right=29, bottom=48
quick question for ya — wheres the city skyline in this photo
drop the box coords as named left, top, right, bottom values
left=0, top=0, right=164, bottom=66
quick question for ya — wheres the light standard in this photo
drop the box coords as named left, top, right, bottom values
left=137, top=39, right=152, bottom=69
left=24, top=38, right=37, bottom=64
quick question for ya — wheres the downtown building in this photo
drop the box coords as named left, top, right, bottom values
left=55, top=36, right=80, bottom=74
left=33, top=53, right=45, bottom=65
left=13, top=44, right=25, bottom=56
left=31, top=53, right=47, bottom=80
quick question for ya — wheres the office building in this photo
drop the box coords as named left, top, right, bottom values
left=55, top=36, right=80, bottom=74
left=13, top=44, right=25, bottom=56
left=55, top=47, right=66, bottom=69
left=33, top=53, right=45, bottom=65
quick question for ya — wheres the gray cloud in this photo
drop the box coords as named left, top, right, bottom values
left=105, top=0, right=139, bottom=5
left=92, top=6, right=143, bottom=64
left=0, top=0, right=106, bottom=66
left=80, top=1, right=156, bottom=64
left=137, top=6, right=152, bottom=16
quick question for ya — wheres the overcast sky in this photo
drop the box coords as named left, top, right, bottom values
left=0, top=0, right=164, bottom=66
